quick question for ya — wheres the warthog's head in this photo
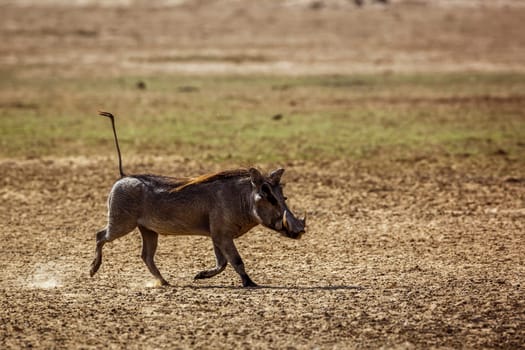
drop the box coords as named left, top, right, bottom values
left=249, top=168, right=306, bottom=239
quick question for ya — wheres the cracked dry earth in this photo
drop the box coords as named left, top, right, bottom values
left=0, top=156, right=523, bottom=349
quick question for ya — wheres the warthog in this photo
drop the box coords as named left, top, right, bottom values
left=90, top=112, right=306, bottom=287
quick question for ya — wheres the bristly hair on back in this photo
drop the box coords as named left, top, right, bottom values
left=171, top=168, right=251, bottom=192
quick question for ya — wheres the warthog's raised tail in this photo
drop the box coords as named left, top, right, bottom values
left=99, top=111, right=126, bottom=178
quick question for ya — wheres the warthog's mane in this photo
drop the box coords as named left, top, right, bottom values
left=173, top=168, right=251, bottom=191
left=131, top=169, right=251, bottom=192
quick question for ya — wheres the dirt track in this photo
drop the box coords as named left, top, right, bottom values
left=1, top=0, right=525, bottom=348
left=1, top=155, right=524, bottom=348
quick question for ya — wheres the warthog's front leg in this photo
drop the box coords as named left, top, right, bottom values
left=215, top=237, right=257, bottom=288
left=194, top=242, right=227, bottom=280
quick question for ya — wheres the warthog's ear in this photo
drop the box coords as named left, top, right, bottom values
left=269, top=168, right=285, bottom=185
left=249, top=168, right=265, bottom=188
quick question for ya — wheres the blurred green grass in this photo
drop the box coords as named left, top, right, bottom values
left=1, top=70, right=524, bottom=163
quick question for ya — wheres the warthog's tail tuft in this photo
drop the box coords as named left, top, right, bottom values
left=99, top=111, right=126, bottom=178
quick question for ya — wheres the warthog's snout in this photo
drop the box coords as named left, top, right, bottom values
left=282, top=210, right=306, bottom=239
left=250, top=167, right=306, bottom=241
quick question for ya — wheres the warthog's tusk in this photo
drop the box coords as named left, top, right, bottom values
left=283, top=210, right=290, bottom=231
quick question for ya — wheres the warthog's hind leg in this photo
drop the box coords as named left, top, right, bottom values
left=139, top=225, right=169, bottom=286
left=90, top=217, right=137, bottom=278
left=90, top=228, right=107, bottom=277
left=194, top=242, right=227, bottom=280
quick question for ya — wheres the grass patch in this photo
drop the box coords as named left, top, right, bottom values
left=1, top=70, right=524, bottom=164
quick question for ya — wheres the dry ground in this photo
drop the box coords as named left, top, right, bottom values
left=0, top=156, right=524, bottom=348
left=1, top=0, right=525, bottom=349
left=2, top=0, right=525, bottom=76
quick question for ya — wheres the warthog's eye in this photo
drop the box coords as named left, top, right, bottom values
left=283, top=196, right=288, bottom=201
left=261, top=183, right=278, bottom=205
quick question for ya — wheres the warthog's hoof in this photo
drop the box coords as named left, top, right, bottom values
left=242, top=276, right=258, bottom=288
left=156, top=279, right=170, bottom=287
left=193, top=271, right=208, bottom=280
left=89, top=260, right=101, bottom=277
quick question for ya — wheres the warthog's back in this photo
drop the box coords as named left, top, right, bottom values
left=108, top=170, right=253, bottom=237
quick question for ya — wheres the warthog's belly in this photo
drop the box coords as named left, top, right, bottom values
left=138, top=214, right=210, bottom=237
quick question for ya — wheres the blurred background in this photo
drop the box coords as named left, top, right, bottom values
left=1, top=0, right=524, bottom=163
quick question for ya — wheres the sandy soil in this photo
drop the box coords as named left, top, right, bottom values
left=1, top=1, right=524, bottom=349
left=1, top=0, right=525, bottom=76
left=0, top=155, right=524, bottom=349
